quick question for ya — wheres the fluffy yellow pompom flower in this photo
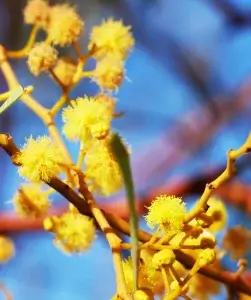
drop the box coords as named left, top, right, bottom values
left=27, top=42, right=58, bottom=76
left=62, top=96, right=112, bottom=144
left=88, top=18, right=134, bottom=60
left=52, top=57, right=77, bottom=87
left=206, top=197, right=227, bottom=232
left=23, top=0, right=50, bottom=28
left=85, top=138, right=124, bottom=195
left=145, top=195, right=186, bottom=235
left=13, top=184, right=50, bottom=219
left=0, top=236, right=15, bottom=263
left=16, top=135, right=63, bottom=182
left=47, top=4, right=84, bottom=46
left=93, top=55, right=124, bottom=91
left=44, top=211, right=95, bottom=254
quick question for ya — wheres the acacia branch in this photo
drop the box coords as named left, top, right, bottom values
left=1, top=133, right=251, bottom=295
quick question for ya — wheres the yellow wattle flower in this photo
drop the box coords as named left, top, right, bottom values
left=16, top=135, right=62, bottom=182
left=27, top=42, right=58, bottom=76
left=23, top=0, right=50, bottom=28
left=88, top=18, right=134, bottom=60
left=85, top=138, right=124, bottom=196
left=62, top=96, right=113, bottom=144
left=44, top=211, right=96, bottom=254
left=145, top=195, right=186, bottom=235
left=13, top=183, right=50, bottom=219
left=47, top=4, right=84, bottom=46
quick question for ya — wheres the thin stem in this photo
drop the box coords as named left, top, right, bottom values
left=169, top=264, right=182, bottom=285
left=186, top=133, right=251, bottom=222
left=6, top=25, right=39, bottom=58
left=73, top=41, right=84, bottom=60
left=50, top=94, right=69, bottom=117
left=90, top=202, right=130, bottom=299
left=161, top=267, right=170, bottom=294
left=155, top=233, right=176, bottom=246
left=49, top=68, right=67, bottom=90
left=80, top=71, right=94, bottom=78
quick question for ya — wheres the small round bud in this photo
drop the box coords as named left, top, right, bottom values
left=27, top=42, right=58, bottom=76
left=199, top=230, right=216, bottom=248
left=152, top=249, right=176, bottom=270
left=197, top=249, right=216, bottom=268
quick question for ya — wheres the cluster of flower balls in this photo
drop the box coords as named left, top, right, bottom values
left=12, top=0, right=135, bottom=255
left=1, top=1, right=235, bottom=299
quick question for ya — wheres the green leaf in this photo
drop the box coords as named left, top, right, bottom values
left=110, top=133, right=139, bottom=291
left=0, top=85, right=24, bottom=115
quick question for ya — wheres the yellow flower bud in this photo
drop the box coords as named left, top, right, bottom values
left=152, top=249, right=176, bottom=270
left=197, top=249, right=216, bottom=268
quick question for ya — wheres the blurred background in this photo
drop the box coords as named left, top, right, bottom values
left=1, top=0, right=251, bottom=299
